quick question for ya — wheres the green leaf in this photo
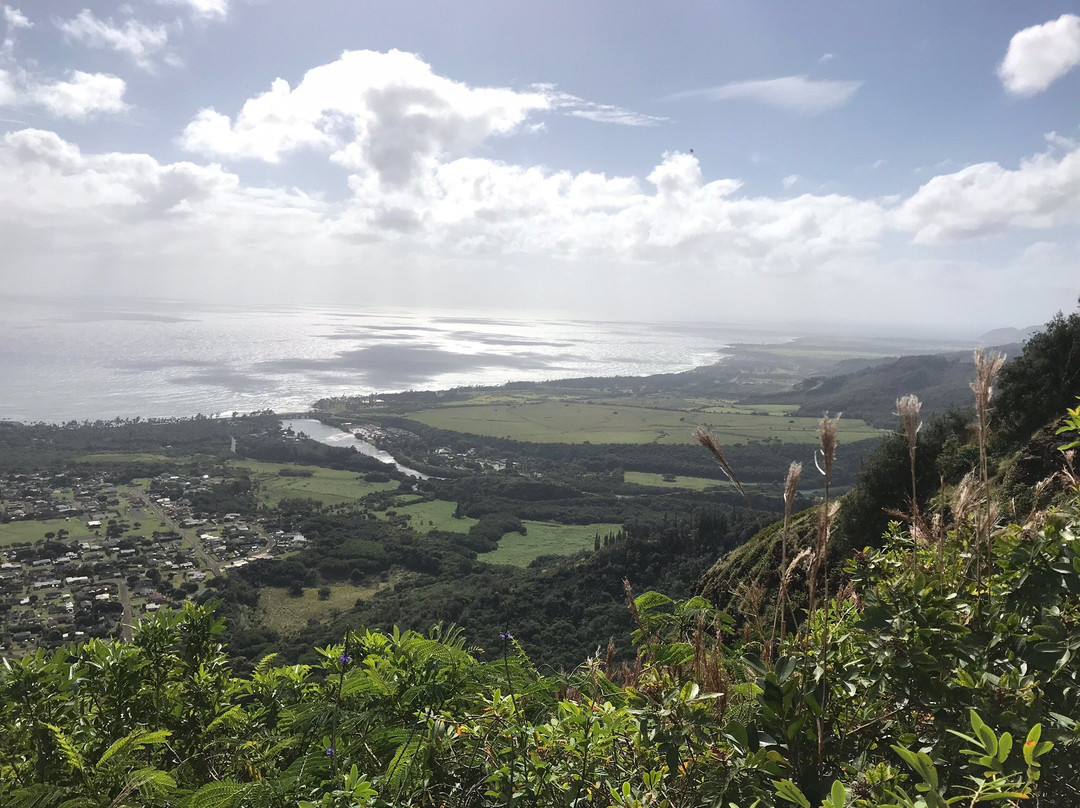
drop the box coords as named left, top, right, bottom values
left=97, top=729, right=171, bottom=770
left=45, top=724, right=84, bottom=773
left=634, top=592, right=672, bottom=612
left=184, top=781, right=247, bottom=808
left=772, top=779, right=812, bottom=808
left=824, top=779, right=846, bottom=808
left=1023, top=725, right=1041, bottom=765
left=997, top=732, right=1012, bottom=763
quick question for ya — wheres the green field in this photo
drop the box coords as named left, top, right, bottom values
left=405, top=400, right=882, bottom=445
left=478, top=521, right=623, bottom=567
left=622, top=471, right=731, bottom=491
left=259, top=583, right=381, bottom=635
left=0, top=518, right=81, bottom=547
left=380, top=498, right=479, bottom=534
left=77, top=452, right=203, bottom=463
left=229, top=460, right=399, bottom=506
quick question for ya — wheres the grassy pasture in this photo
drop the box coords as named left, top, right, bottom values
left=478, top=521, right=623, bottom=567
left=405, top=401, right=882, bottom=445
left=0, top=518, right=80, bottom=547
left=77, top=452, right=179, bottom=463
left=622, top=471, right=727, bottom=491
left=379, top=499, right=478, bottom=534
left=259, top=583, right=381, bottom=635
left=229, top=460, right=398, bottom=506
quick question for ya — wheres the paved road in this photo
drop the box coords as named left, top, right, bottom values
left=117, top=579, right=133, bottom=642
left=146, top=500, right=222, bottom=577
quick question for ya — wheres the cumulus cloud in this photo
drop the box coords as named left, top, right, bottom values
left=181, top=51, right=670, bottom=188
left=3, top=116, right=1078, bottom=324
left=31, top=71, right=127, bottom=118
left=999, top=14, right=1080, bottom=96
left=56, top=10, right=170, bottom=70
left=2, top=124, right=888, bottom=294
left=895, top=144, right=1080, bottom=243
left=180, top=50, right=552, bottom=186
left=0, top=69, right=128, bottom=119
left=670, top=75, right=862, bottom=113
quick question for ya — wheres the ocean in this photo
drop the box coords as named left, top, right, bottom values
left=0, top=295, right=788, bottom=423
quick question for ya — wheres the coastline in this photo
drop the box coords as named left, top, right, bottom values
left=1, top=329, right=983, bottom=427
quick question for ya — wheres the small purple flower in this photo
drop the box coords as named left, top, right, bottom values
left=338, top=654, right=352, bottom=664
left=500, top=631, right=512, bottom=641
left=325, top=746, right=335, bottom=756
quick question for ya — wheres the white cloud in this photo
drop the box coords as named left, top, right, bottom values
left=670, top=75, right=862, bottom=113
left=158, top=0, right=229, bottom=20
left=181, top=49, right=552, bottom=187
left=3, top=6, right=31, bottom=29
left=30, top=71, right=127, bottom=119
left=895, top=144, right=1080, bottom=243
left=2, top=125, right=887, bottom=300
left=782, top=174, right=800, bottom=189
left=819, top=53, right=834, bottom=63
left=0, top=68, right=128, bottom=119
left=56, top=10, right=169, bottom=70
left=2, top=4, right=31, bottom=58
left=181, top=51, right=670, bottom=184
left=999, top=14, right=1080, bottom=96
left=3, top=118, right=1077, bottom=325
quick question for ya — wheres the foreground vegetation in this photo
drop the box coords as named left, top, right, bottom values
left=3, top=456, right=1078, bottom=805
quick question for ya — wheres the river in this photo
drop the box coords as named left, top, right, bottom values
left=281, top=418, right=429, bottom=479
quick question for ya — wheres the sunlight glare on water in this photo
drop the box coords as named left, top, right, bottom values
left=0, top=296, right=787, bottom=422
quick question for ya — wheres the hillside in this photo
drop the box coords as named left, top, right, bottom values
left=746, top=345, right=1021, bottom=428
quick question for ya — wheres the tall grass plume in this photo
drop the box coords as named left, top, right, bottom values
left=770, top=461, right=802, bottom=649
left=896, top=394, right=922, bottom=521
left=695, top=426, right=750, bottom=505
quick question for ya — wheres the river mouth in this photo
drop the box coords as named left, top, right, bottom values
left=280, top=418, right=429, bottom=479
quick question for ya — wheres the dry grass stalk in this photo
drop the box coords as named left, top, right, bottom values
left=705, top=640, right=729, bottom=719
left=735, top=579, right=768, bottom=652
left=971, top=349, right=1005, bottom=589
left=770, top=461, right=803, bottom=649
left=1025, top=478, right=1052, bottom=525
left=695, top=426, right=751, bottom=506
left=813, top=412, right=840, bottom=767
left=951, top=471, right=979, bottom=523
left=604, top=637, right=616, bottom=675
left=807, top=501, right=841, bottom=615
left=896, top=394, right=923, bottom=521
left=1061, top=450, right=1080, bottom=492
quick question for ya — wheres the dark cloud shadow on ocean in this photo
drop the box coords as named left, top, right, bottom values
left=167, top=368, right=276, bottom=393
left=432, top=316, right=526, bottom=327
left=445, top=331, right=574, bottom=348
left=258, top=343, right=569, bottom=389
left=319, top=328, right=573, bottom=349
left=113, top=358, right=221, bottom=372
left=320, top=331, right=426, bottom=341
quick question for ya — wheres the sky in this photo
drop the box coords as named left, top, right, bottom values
left=1, top=1, right=1079, bottom=332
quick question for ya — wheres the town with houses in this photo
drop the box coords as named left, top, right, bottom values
left=0, top=468, right=306, bottom=657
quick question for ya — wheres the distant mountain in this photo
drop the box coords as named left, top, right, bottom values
left=744, top=344, right=1023, bottom=428
left=977, top=326, right=1039, bottom=345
